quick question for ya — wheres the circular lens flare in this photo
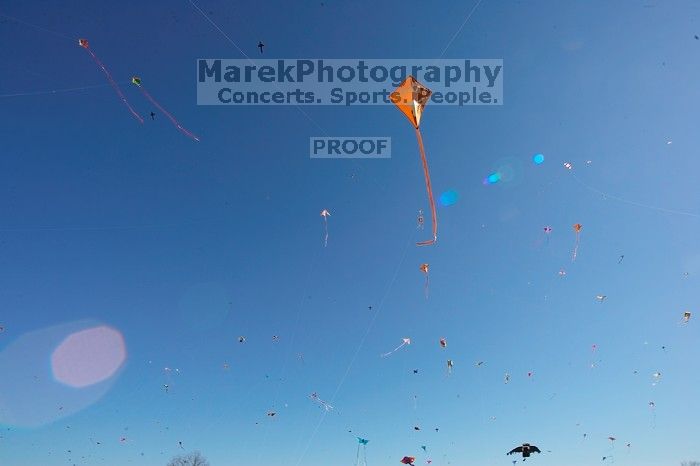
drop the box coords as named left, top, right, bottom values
left=51, top=326, right=126, bottom=388
left=533, top=153, right=545, bottom=164
left=486, top=173, right=501, bottom=184
left=439, top=190, right=459, bottom=206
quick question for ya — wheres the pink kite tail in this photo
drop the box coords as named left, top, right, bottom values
left=572, top=233, right=580, bottom=262
left=415, top=128, right=437, bottom=246
left=323, top=217, right=328, bottom=247
left=84, top=48, right=143, bottom=123
left=139, top=86, right=200, bottom=141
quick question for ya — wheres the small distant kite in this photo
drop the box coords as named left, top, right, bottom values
left=267, top=411, right=277, bottom=417
left=320, top=209, right=331, bottom=247
left=596, top=295, right=607, bottom=303
left=258, top=41, right=265, bottom=53
left=78, top=39, right=143, bottom=123
left=417, top=209, right=425, bottom=230
left=572, top=223, right=582, bottom=261
left=504, top=373, right=511, bottom=384
left=507, top=443, right=541, bottom=458
left=381, top=338, right=411, bottom=358
left=390, top=76, right=437, bottom=246
left=439, top=337, right=447, bottom=348
left=355, top=437, right=369, bottom=466
left=682, top=311, right=692, bottom=324
left=420, top=263, right=429, bottom=298
left=309, top=392, right=333, bottom=411
left=564, top=162, right=573, bottom=170
left=541, top=226, right=552, bottom=245
left=447, top=359, right=454, bottom=376
left=400, top=456, right=416, bottom=465
left=131, top=76, right=200, bottom=141
left=238, top=336, right=246, bottom=343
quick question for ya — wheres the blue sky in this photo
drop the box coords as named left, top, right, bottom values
left=1, top=0, right=700, bottom=465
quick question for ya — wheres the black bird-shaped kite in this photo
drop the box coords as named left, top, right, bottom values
left=507, top=443, right=541, bottom=459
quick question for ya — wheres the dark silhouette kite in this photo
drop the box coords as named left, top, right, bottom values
left=507, top=443, right=541, bottom=459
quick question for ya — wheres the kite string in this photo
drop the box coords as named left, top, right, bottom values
left=571, top=172, right=700, bottom=219
left=137, top=85, right=200, bottom=141
left=0, top=82, right=118, bottom=99
left=252, top=246, right=323, bottom=464
left=0, top=11, right=73, bottom=41
left=415, top=128, right=438, bottom=246
left=189, top=0, right=393, bottom=198
left=187, top=0, right=254, bottom=65
left=83, top=48, right=144, bottom=123
left=436, top=0, right=485, bottom=59
left=293, top=230, right=415, bottom=466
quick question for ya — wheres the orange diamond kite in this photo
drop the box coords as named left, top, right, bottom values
left=390, top=76, right=432, bottom=129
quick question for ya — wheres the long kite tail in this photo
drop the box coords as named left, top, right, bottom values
left=138, top=86, right=200, bottom=141
left=323, top=217, right=328, bottom=247
left=380, top=343, right=404, bottom=358
left=414, top=128, right=437, bottom=246
left=84, top=48, right=143, bottom=123
left=572, top=234, right=580, bottom=262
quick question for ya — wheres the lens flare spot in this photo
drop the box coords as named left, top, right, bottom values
left=486, top=172, right=501, bottom=184
left=533, top=153, right=545, bottom=164
left=439, top=190, right=459, bottom=206
left=51, top=326, right=126, bottom=388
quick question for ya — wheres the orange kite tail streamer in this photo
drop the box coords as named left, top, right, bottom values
left=415, top=127, right=437, bottom=246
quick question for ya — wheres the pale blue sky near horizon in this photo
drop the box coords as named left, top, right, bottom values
left=1, top=0, right=700, bottom=465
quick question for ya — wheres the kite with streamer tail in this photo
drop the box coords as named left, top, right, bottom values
left=131, top=77, right=199, bottom=141
left=78, top=39, right=143, bottom=123
left=309, top=392, right=333, bottom=411
left=572, top=223, right=582, bottom=261
left=400, top=456, right=416, bottom=465
left=381, top=337, right=411, bottom=358
left=420, top=263, right=429, bottom=298
left=320, top=209, right=331, bottom=247
left=390, top=76, right=437, bottom=246
left=355, top=438, right=369, bottom=466
left=447, top=359, right=454, bottom=376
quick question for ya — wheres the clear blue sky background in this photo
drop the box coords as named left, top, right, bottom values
left=1, top=1, right=700, bottom=465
